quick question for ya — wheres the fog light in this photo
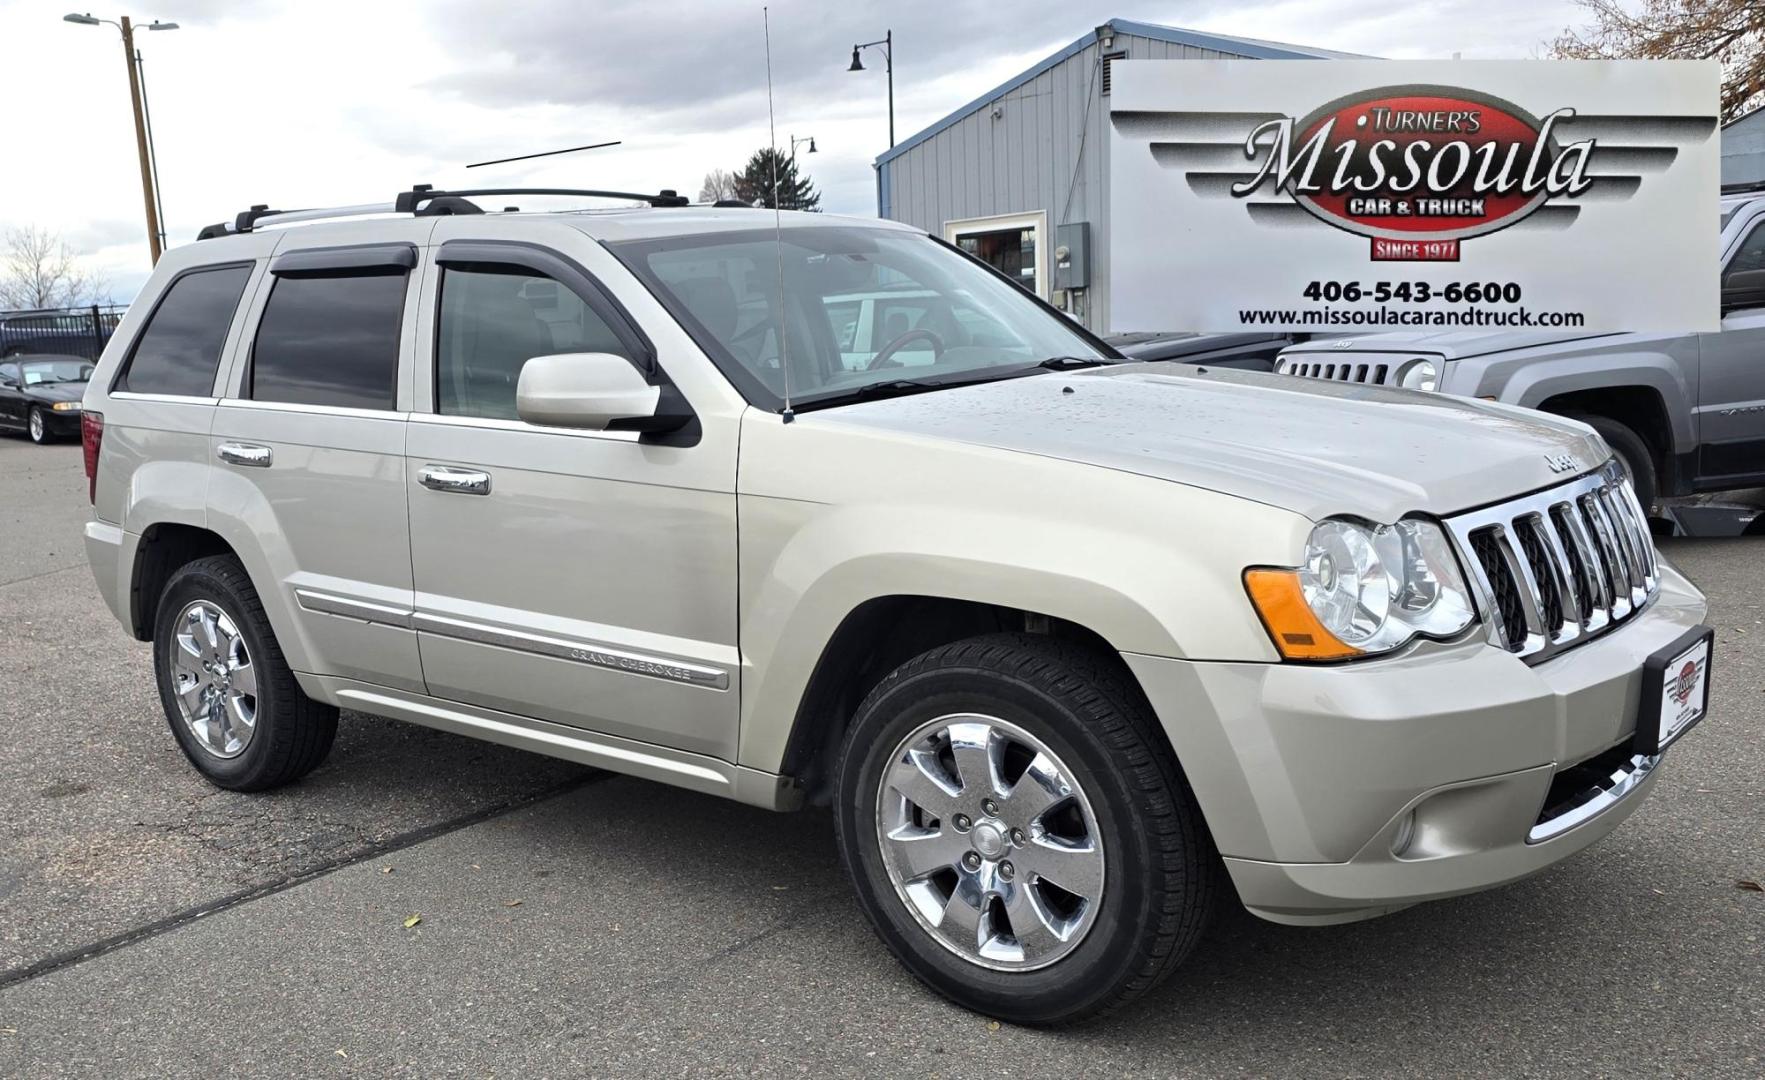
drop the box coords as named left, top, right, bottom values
left=1391, top=809, right=1417, bottom=858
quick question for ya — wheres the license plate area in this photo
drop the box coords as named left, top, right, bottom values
left=1635, top=626, right=1714, bottom=756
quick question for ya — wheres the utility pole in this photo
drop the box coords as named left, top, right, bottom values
left=119, top=17, right=162, bottom=263
left=68, top=13, right=177, bottom=264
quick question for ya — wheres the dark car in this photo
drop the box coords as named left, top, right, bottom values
left=1105, top=331, right=1307, bottom=371
left=0, top=355, right=93, bottom=443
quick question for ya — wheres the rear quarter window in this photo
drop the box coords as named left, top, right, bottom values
left=114, top=264, right=253, bottom=396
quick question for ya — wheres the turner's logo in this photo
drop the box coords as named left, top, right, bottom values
left=1233, top=88, right=1590, bottom=259
left=1114, top=84, right=1708, bottom=263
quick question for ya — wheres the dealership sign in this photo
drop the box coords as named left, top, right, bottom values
left=1109, top=61, right=1719, bottom=333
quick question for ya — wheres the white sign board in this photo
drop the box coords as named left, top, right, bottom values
left=1108, top=60, right=1720, bottom=334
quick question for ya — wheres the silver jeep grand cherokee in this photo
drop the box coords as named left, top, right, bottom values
left=81, top=188, right=1713, bottom=1024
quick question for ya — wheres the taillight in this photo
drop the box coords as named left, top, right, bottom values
left=81, top=411, right=104, bottom=504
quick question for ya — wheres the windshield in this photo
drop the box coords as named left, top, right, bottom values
left=19, top=359, right=93, bottom=385
left=610, top=226, right=1110, bottom=410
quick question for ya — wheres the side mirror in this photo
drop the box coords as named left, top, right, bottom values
left=515, top=353, right=691, bottom=434
left=1721, top=268, right=1765, bottom=313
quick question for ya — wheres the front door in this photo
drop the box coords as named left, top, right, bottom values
left=1703, top=214, right=1765, bottom=488
left=404, top=226, right=740, bottom=760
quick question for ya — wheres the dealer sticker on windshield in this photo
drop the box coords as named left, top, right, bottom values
left=1643, top=629, right=1713, bottom=754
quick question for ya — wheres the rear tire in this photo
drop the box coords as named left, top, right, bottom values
left=1569, top=413, right=1657, bottom=514
left=833, top=633, right=1217, bottom=1025
left=152, top=555, right=338, bottom=791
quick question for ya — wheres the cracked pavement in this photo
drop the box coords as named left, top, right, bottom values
left=0, top=440, right=1761, bottom=1076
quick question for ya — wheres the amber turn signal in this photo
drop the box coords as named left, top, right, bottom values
left=1243, top=568, right=1364, bottom=661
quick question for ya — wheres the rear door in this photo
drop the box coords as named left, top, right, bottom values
left=1703, top=212, right=1765, bottom=487
left=209, top=226, right=430, bottom=692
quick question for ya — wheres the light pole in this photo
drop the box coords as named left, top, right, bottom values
left=790, top=134, right=817, bottom=159
left=64, top=12, right=179, bottom=265
left=848, top=30, right=894, bottom=148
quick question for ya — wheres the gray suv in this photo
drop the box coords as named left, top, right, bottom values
left=1275, top=190, right=1765, bottom=515
left=80, top=187, right=1711, bottom=1024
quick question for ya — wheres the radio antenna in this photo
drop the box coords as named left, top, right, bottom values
left=763, top=5, right=794, bottom=422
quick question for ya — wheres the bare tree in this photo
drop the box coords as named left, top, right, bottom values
left=0, top=225, right=109, bottom=310
left=698, top=168, right=740, bottom=204
left=1549, top=0, right=1765, bottom=121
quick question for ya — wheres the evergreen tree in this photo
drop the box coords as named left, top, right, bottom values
left=731, top=147, right=821, bottom=211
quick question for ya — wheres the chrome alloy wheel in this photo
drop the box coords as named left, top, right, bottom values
left=875, top=714, right=1105, bottom=971
left=168, top=599, right=259, bottom=759
left=28, top=409, right=44, bottom=442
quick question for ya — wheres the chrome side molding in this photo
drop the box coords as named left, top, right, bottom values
left=411, top=611, right=731, bottom=691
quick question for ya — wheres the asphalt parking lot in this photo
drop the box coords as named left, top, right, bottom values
left=0, top=437, right=1759, bottom=1078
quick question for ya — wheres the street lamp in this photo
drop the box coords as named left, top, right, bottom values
left=847, top=30, right=894, bottom=148
left=790, top=134, right=817, bottom=158
left=63, top=12, right=179, bottom=264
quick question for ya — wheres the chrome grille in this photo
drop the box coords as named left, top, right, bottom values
left=1276, top=357, right=1394, bottom=385
left=1445, top=463, right=1658, bottom=663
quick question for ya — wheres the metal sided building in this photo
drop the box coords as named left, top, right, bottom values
left=874, top=18, right=1350, bottom=333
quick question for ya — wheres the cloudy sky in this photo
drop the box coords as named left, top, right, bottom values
left=1, top=0, right=1588, bottom=302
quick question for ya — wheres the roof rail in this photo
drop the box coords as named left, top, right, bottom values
left=196, top=183, right=692, bottom=241
left=196, top=201, right=416, bottom=240
left=394, top=183, right=690, bottom=211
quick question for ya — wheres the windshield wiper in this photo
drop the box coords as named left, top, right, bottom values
left=1031, top=356, right=1113, bottom=370
left=791, top=379, right=949, bottom=411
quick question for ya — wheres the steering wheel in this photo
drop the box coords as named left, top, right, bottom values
left=865, top=328, right=945, bottom=371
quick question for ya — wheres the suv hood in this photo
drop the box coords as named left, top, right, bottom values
left=1280, top=330, right=1615, bottom=361
left=23, top=381, right=87, bottom=404
left=810, top=364, right=1610, bottom=522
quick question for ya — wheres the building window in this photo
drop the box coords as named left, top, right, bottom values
left=944, top=212, right=1049, bottom=299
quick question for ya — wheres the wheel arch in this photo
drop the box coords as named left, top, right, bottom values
left=1533, top=384, right=1676, bottom=492
left=774, top=595, right=1149, bottom=806
left=129, top=523, right=240, bottom=641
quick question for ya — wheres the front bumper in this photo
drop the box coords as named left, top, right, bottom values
left=1123, top=562, right=1708, bottom=925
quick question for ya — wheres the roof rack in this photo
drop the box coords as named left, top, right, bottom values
left=394, top=183, right=689, bottom=212
left=196, top=183, right=692, bottom=241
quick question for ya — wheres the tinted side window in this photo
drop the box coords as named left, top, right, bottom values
left=436, top=265, right=633, bottom=420
left=251, top=270, right=406, bottom=410
left=1725, top=221, right=1765, bottom=283
left=116, top=264, right=252, bottom=396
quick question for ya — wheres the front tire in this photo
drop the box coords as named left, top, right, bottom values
left=27, top=407, right=48, bottom=444
left=152, top=555, right=338, bottom=791
left=834, top=633, right=1217, bottom=1025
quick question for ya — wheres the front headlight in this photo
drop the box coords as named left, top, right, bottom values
left=1245, top=517, right=1475, bottom=660
left=51, top=401, right=81, bottom=412
left=1396, top=358, right=1438, bottom=392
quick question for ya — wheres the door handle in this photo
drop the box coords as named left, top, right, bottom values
left=216, top=442, right=272, bottom=468
left=418, top=465, right=492, bottom=495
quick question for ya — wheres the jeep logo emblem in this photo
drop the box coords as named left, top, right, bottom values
left=1544, top=453, right=1577, bottom=474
